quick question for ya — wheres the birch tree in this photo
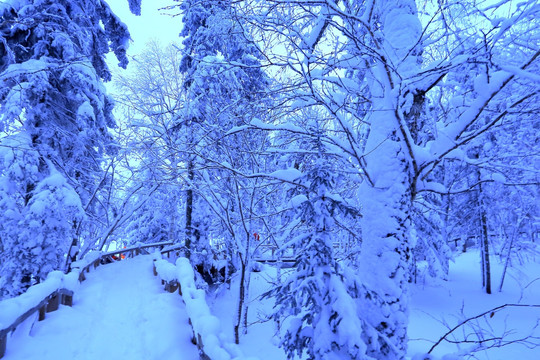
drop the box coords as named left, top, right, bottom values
left=239, top=0, right=540, bottom=358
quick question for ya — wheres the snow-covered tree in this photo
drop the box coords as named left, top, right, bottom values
left=0, top=134, right=84, bottom=298
left=239, top=0, right=540, bottom=357
left=113, top=41, right=186, bottom=246
left=177, top=0, right=271, bottom=258
left=268, top=127, right=364, bottom=359
left=0, top=0, right=140, bottom=293
left=175, top=0, right=276, bottom=343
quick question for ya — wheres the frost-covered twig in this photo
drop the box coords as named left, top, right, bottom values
left=428, top=303, right=540, bottom=354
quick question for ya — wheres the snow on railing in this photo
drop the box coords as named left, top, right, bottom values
left=0, top=271, right=78, bottom=358
left=0, top=241, right=174, bottom=359
left=153, top=256, right=258, bottom=360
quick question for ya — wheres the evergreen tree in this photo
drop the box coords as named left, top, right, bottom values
left=0, top=134, right=84, bottom=297
left=177, top=0, right=270, bottom=261
left=268, top=129, right=363, bottom=360
left=0, top=0, right=139, bottom=295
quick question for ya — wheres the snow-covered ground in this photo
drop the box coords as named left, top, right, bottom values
left=210, top=251, right=540, bottom=360
left=3, top=255, right=199, bottom=360
left=409, top=251, right=540, bottom=360
left=3, top=251, right=537, bottom=360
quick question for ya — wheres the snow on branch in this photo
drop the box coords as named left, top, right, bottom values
left=428, top=303, right=540, bottom=355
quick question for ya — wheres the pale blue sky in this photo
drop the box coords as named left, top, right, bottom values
left=106, top=0, right=182, bottom=64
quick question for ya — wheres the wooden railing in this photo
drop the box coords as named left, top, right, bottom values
left=153, top=257, right=257, bottom=360
left=0, top=241, right=175, bottom=359
left=0, top=288, right=73, bottom=358
left=76, top=241, right=176, bottom=281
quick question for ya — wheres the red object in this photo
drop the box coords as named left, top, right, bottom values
left=253, top=232, right=260, bottom=241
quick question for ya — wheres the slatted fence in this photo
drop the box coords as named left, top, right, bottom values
left=0, top=241, right=174, bottom=359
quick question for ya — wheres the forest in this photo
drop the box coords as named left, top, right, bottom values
left=0, top=0, right=539, bottom=359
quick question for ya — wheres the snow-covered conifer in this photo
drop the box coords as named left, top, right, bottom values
left=268, top=129, right=364, bottom=359
left=0, top=134, right=83, bottom=298
left=0, top=0, right=138, bottom=294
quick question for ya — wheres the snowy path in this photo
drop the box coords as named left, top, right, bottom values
left=3, top=255, right=199, bottom=360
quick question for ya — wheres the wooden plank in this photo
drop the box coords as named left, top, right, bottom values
left=103, top=242, right=174, bottom=259
left=196, top=333, right=212, bottom=360
left=58, top=289, right=74, bottom=307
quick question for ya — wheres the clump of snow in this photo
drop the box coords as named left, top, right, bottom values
left=70, top=250, right=103, bottom=271
left=267, top=168, right=302, bottom=182
left=288, top=194, right=307, bottom=208
left=154, top=259, right=177, bottom=283
left=384, top=9, right=422, bottom=51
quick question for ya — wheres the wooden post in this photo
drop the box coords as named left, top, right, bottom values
left=0, top=334, right=6, bottom=359
left=38, top=306, right=46, bottom=321
left=62, top=294, right=73, bottom=307
left=166, top=281, right=179, bottom=293
left=197, top=333, right=204, bottom=349
left=46, top=293, right=60, bottom=313
left=196, top=333, right=211, bottom=360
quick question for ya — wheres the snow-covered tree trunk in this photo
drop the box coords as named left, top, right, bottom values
left=358, top=94, right=413, bottom=359
left=355, top=1, right=421, bottom=357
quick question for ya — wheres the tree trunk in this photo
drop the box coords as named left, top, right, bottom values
left=185, top=157, right=194, bottom=258
left=475, top=168, right=491, bottom=295
left=499, top=229, right=515, bottom=292
left=242, top=265, right=252, bottom=335
left=478, top=182, right=492, bottom=294
left=234, top=255, right=246, bottom=344
left=359, top=181, right=412, bottom=359
left=359, top=99, right=413, bottom=359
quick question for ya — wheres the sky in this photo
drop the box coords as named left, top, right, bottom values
left=106, top=0, right=182, bottom=71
